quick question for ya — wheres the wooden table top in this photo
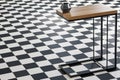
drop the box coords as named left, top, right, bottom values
left=56, top=4, right=117, bottom=21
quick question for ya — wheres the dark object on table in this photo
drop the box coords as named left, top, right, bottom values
left=61, top=2, right=71, bottom=13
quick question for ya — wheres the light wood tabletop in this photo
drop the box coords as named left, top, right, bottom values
left=56, top=4, right=117, bottom=21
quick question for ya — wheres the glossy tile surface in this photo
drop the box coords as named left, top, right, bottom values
left=0, top=0, right=120, bottom=80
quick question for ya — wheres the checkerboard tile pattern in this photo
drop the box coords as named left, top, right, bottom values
left=60, top=61, right=103, bottom=77
left=0, top=0, right=120, bottom=80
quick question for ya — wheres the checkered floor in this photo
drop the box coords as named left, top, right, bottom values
left=0, top=0, right=120, bottom=80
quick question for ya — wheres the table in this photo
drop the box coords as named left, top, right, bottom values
left=57, top=4, right=117, bottom=77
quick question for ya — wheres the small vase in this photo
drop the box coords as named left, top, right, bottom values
left=61, top=2, right=71, bottom=13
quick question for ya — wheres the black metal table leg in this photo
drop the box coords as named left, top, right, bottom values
left=115, top=14, right=117, bottom=69
left=101, top=17, right=103, bottom=60
left=106, top=15, right=109, bottom=69
left=93, top=18, right=95, bottom=60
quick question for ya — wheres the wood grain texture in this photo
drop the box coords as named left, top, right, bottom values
left=56, top=4, right=117, bottom=21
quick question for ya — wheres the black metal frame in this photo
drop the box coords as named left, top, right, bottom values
left=59, top=13, right=117, bottom=77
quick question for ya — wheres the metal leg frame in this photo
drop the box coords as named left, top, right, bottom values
left=101, top=17, right=103, bottom=60
left=59, top=14, right=117, bottom=77
left=115, top=14, right=117, bottom=69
